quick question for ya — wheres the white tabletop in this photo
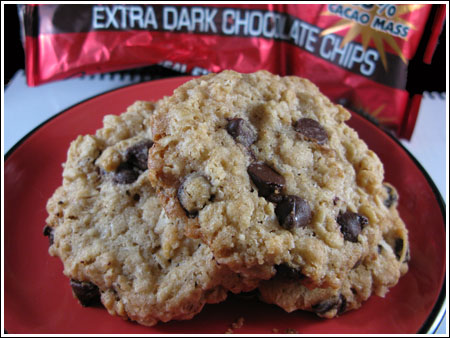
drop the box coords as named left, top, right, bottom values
left=3, top=70, right=447, bottom=334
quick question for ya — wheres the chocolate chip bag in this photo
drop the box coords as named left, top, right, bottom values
left=20, top=4, right=445, bottom=138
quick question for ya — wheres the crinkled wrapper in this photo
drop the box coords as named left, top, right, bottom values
left=20, top=4, right=445, bottom=138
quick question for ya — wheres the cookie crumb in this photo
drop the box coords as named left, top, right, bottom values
left=225, top=316, right=244, bottom=334
left=285, top=328, right=298, bottom=334
left=272, top=328, right=298, bottom=334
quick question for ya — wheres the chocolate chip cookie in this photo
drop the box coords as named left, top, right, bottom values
left=259, top=190, right=409, bottom=317
left=148, top=70, right=409, bottom=297
left=45, top=101, right=258, bottom=327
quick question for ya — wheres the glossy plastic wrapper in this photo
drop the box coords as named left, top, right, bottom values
left=20, top=4, right=445, bottom=138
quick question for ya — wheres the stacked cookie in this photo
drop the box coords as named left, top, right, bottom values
left=45, top=71, right=409, bottom=326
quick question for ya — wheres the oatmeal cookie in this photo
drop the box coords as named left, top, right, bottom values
left=148, top=70, right=409, bottom=293
left=44, top=101, right=257, bottom=327
left=259, top=190, right=409, bottom=318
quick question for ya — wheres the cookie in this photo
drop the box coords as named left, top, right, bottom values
left=44, top=101, right=258, bottom=327
left=259, top=193, right=409, bottom=318
left=148, top=70, right=409, bottom=294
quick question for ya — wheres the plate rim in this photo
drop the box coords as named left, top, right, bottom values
left=4, top=76, right=446, bottom=334
left=4, top=75, right=189, bottom=159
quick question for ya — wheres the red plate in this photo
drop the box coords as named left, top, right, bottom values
left=4, top=77, right=446, bottom=334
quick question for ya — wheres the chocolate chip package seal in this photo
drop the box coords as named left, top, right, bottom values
left=19, top=4, right=445, bottom=138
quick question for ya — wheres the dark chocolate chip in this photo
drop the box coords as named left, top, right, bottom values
left=113, top=162, right=140, bottom=184
left=333, top=196, right=340, bottom=206
left=394, top=238, right=404, bottom=260
left=383, top=184, right=398, bottom=208
left=247, top=162, right=285, bottom=201
left=275, top=264, right=306, bottom=280
left=268, top=193, right=283, bottom=204
left=337, top=294, right=347, bottom=315
left=133, top=193, right=140, bottom=202
left=294, top=118, right=328, bottom=145
left=312, top=297, right=340, bottom=315
left=337, top=211, right=368, bottom=242
left=313, top=294, right=346, bottom=316
left=70, top=279, right=101, bottom=307
left=226, top=118, right=257, bottom=147
left=43, top=225, right=54, bottom=246
left=124, top=139, right=154, bottom=171
left=275, top=195, right=312, bottom=230
left=112, top=140, right=153, bottom=184
left=177, top=173, right=212, bottom=217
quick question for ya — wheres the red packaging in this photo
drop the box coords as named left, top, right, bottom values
left=20, top=4, right=445, bottom=138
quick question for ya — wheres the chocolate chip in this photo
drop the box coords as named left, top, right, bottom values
left=226, top=118, right=257, bottom=147
left=337, top=294, right=347, bottom=315
left=312, top=295, right=346, bottom=316
left=383, top=184, right=398, bottom=208
left=70, top=279, right=101, bottom=307
left=133, top=193, right=140, bottom=202
left=337, top=211, right=368, bottom=242
left=43, top=225, right=54, bottom=246
left=294, top=118, right=328, bottom=145
left=268, top=193, right=283, bottom=204
left=275, top=195, right=312, bottom=230
left=247, top=162, right=285, bottom=202
left=124, top=139, right=154, bottom=171
left=312, top=297, right=340, bottom=315
left=177, top=173, right=213, bottom=216
left=113, top=162, right=140, bottom=184
left=333, top=196, right=340, bottom=206
left=112, top=140, right=153, bottom=184
left=275, top=264, right=306, bottom=280
left=394, top=238, right=404, bottom=260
